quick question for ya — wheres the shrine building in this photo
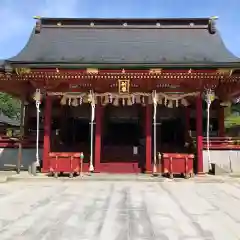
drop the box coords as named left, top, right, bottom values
left=0, top=17, right=240, bottom=175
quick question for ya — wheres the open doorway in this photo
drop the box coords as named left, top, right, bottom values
left=156, top=106, right=187, bottom=154
left=50, top=104, right=91, bottom=161
left=102, top=105, right=144, bottom=164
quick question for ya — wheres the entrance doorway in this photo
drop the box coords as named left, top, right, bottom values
left=101, top=105, right=144, bottom=173
left=50, top=104, right=90, bottom=162
left=156, top=106, right=186, bottom=153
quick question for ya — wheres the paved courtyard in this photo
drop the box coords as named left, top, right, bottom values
left=1, top=180, right=240, bottom=240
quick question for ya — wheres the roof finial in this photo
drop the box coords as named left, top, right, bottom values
left=210, top=16, right=219, bottom=20
left=208, top=16, right=217, bottom=34
left=33, top=16, right=41, bottom=20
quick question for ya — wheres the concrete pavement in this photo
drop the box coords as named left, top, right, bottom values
left=1, top=180, right=240, bottom=239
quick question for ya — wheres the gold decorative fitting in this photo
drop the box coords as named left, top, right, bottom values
left=15, top=68, right=31, bottom=75
left=122, top=69, right=126, bottom=73
left=188, top=69, right=192, bottom=74
left=118, top=79, right=130, bottom=94
left=86, top=68, right=99, bottom=74
left=216, top=68, right=233, bottom=76
left=149, top=68, right=162, bottom=74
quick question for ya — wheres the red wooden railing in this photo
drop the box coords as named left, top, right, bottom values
left=0, top=135, right=43, bottom=148
left=194, top=137, right=240, bottom=150
left=0, top=135, right=240, bottom=150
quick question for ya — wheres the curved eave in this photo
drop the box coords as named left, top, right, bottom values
left=5, top=61, right=240, bottom=70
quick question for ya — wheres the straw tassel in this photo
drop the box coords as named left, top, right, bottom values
left=68, top=98, right=71, bottom=106
left=181, top=98, right=189, bottom=107
left=164, top=98, right=167, bottom=106
left=83, top=95, right=88, bottom=103
left=148, top=95, right=153, bottom=104
left=72, top=98, right=78, bottom=107
left=158, top=98, right=162, bottom=105
left=135, top=95, right=141, bottom=104
left=127, top=97, right=132, bottom=106
left=113, top=97, right=119, bottom=106
left=60, top=96, right=67, bottom=105
left=79, top=96, right=83, bottom=105
left=167, top=100, right=173, bottom=108
left=104, top=96, right=109, bottom=105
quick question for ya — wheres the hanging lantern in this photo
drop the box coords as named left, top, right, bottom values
left=204, top=90, right=215, bottom=104
left=33, top=89, right=42, bottom=103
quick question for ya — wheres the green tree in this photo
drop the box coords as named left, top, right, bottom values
left=0, top=93, right=20, bottom=119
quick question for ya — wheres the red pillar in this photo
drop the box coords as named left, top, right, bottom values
left=145, top=104, right=152, bottom=173
left=218, top=103, right=225, bottom=137
left=196, top=94, right=203, bottom=174
left=185, top=107, right=190, bottom=140
left=94, top=104, right=102, bottom=173
left=42, top=95, right=52, bottom=172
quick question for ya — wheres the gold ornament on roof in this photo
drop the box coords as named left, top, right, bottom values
left=15, top=68, right=31, bottom=76
left=216, top=68, right=233, bottom=76
left=86, top=68, right=99, bottom=74
left=149, top=68, right=162, bottom=74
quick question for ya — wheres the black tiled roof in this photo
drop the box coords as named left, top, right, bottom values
left=0, top=114, right=20, bottom=126
left=4, top=18, right=240, bottom=67
left=0, top=60, right=4, bottom=70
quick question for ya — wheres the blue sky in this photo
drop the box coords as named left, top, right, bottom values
left=0, top=0, right=240, bottom=59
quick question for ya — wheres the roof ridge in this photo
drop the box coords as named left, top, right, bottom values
left=37, top=17, right=211, bottom=27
